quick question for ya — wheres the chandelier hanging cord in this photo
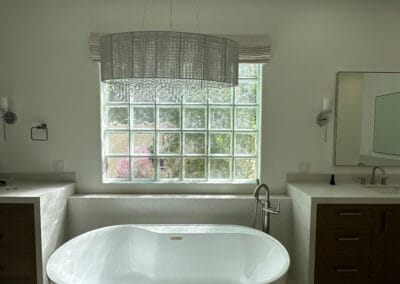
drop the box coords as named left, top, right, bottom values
left=170, top=0, right=173, bottom=31
left=142, top=0, right=174, bottom=31
left=194, top=0, right=200, bottom=33
left=141, top=0, right=199, bottom=33
left=141, top=0, right=147, bottom=30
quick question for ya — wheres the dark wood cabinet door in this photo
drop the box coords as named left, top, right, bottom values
left=0, top=204, right=36, bottom=284
left=377, top=205, right=400, bottom=284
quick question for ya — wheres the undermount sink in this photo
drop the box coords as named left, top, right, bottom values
left=363, top=185, right=400, bottom=194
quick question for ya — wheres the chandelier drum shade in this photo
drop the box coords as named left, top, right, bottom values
left=100, top=31, right=239, bottom=89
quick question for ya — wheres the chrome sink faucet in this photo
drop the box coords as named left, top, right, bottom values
left=253, top=179, right=280, bottom=234
left=370, top=166, right=386, bottom=185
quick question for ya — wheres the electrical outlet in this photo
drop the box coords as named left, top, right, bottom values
left=52, top=160, right=64, bottom=172
left=299, top=161, right=311, bottom=173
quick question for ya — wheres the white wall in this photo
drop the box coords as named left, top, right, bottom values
left=1, top=0, right=400, bottom=193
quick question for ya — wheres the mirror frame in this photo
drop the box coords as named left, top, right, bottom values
left=333, top=71, right=400, bottom=166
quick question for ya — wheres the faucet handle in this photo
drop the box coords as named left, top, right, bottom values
left=381, top=176, right=390, bottom=185
left=357, top=177, right=367, bottom=185
left=274, top=203, right=281, bottom=215
left=263, top=202, right=280, bottom=215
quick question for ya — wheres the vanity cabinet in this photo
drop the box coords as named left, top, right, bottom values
left=0, top=204, right=36, bottom=284
left=376, top=205, right=400, bottom=283
left=314, top=204, right=400, bottom=284
left=0, top=181, right=74, bottom=284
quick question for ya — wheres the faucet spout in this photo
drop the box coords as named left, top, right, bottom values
left=252, top=183, right=279, bottom=234
left=253, top=183, right=270, bottom=204
left=371, top=166, right=386, bottom=185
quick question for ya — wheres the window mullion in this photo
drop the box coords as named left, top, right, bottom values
left=154, top=88, right=158, bottom=181
left=180, top=90, right=184, bottom=182
left=128, top=85, right=132, bottom=182
left=232, top=85, right=236, bottom=182
left=206, top=91, right=210, bottom=182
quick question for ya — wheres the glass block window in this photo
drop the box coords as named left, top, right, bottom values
left=101, top=64, right=261, bottom=183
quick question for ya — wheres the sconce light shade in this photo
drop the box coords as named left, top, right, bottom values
left=0, top=97, right=8, bottom=111
left=322, top=98, right=331, bottom=112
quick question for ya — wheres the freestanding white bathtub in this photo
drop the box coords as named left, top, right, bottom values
left=47, top=225, right=290, bottom=284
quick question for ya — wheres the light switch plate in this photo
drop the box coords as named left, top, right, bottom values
left=299, top=161, right=311, bottom=173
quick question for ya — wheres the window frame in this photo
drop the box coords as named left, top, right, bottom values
left=100, top=64, right=263, bottom=184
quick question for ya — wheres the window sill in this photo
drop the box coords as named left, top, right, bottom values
left=97, top=181, right=260, bottom=195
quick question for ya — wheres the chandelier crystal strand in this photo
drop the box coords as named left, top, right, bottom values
left=100, top=31, right=239, bottom=93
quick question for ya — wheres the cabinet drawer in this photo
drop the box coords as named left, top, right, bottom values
left=317, top=204, right=377, bottom=227
left=0, top=204, right=34, bottom=220
left=0, top=220, right=35, bottom=250
left=316, top=253, right=372, bottom=279
left=0, top=253, right=36, bottom=280
left=318, top=228, right=374, bottom=251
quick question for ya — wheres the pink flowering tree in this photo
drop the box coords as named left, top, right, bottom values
left=116, top=158, right=129, bottom=178
left=116, top=145, right=154, bottom=179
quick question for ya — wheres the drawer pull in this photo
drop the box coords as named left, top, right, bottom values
left=338, top=212, right=362, bottom=216
left=337, top=237, right=360, bottom=242
left=336, top=268, right=358, bottom=273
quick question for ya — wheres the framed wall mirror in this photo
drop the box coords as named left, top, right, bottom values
left=334, top=72, right=400, bottom=166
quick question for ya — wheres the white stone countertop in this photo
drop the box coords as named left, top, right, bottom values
left=287, top=182, right=400, bottom=203
left=0, top=182, right=75, bottom=198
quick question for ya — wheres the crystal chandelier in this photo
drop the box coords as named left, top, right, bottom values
left=99, top=1, right=239, bottom=93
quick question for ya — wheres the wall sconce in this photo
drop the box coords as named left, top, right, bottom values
left=0, top=97, right=17, bottom=141
left=316, top=97, right=332, bottom=142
